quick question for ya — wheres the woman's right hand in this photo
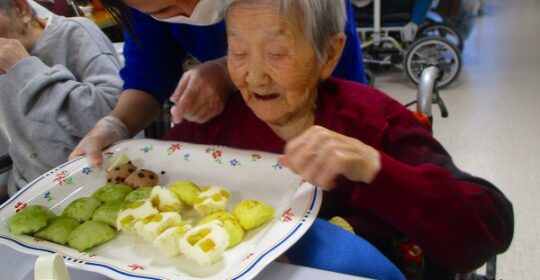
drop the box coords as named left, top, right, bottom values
left=69, top=116, right=130, bottom=168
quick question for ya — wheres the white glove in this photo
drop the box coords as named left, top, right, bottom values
left=169, top=59, right=233, bottom=124
left=69, top=116, right=130, bottom=168
left=402, top=22, right=419, bottom=42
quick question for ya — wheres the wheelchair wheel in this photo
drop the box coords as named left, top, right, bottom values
left=417, top=23, right=464, bottom=52
left=403, top=37, right=461, bottom=88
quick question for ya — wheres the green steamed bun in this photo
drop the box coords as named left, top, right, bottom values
left=92, top=183, right=133, bottom=203
left=67, top=220, right=116, bottom=251
left=92, top=200, right=125, bottom=227
left=35, top=216, right=80, bottom=245
left=8, top=205, right=56, bottom=235
left=62, top=197, right=103, bottom=222
left=123, top=187, right=152, bottom=203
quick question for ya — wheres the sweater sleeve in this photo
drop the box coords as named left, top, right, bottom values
left=333, top=0, right=367, bottom=84
left=120, top=9, right=186, bottom=105
left=6, top=22, right=122, bottom=137
left=362, top=104, right=514, bottom=273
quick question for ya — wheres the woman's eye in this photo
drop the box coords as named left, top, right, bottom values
left=267, top=53, right=285, bottom=59
left=231, top=52, right=247, bottom=58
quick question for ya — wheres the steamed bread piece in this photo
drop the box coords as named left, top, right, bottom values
left=169, top=180, right=201, bottom=207
left=35, top=217, right=80, bottom=245
left=233, top=200, right=275, bottom=230
left=150, top=186, right=183, bottom=212
left=8, top=205, right=56, bottom=235
left=68, top=221, right=116, bottom=251
left=153, top=223, right=192, bottom=257
left=179, top=221, right=229, bottom=265
left=92, top=200, right=125, bottom=227
left=193, top=186, right=230, bottom=216
left=134, top=212, right=182, bottom=243
left=62, top=197, right=103, bottom=223
left=116, top=199, right=158, bottom=234
left=124, top=187, right=152, bottom=203
left=92, top=183, right=133, bottom=203
left=199, top=212, right=244, bottom=248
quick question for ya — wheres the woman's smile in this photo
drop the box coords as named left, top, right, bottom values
left=253, top=92, right=280, bottom=101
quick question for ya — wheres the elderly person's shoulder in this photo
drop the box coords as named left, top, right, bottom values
left=321, top=77, right=407, bottom=116
left=43, top=15, right=113, bottom=44
left=39, top=15, right=118, bottom=59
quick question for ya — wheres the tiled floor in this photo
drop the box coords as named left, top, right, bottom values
left=373, top=0, right=540, bottom=278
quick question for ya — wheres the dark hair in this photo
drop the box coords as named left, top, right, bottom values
left=99, top=0, right=137, bottom=40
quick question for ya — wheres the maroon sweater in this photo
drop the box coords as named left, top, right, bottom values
left=164, top=78, right=513, bottom=274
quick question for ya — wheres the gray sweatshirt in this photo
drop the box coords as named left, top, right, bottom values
left=0, top=15, right=122, bottom=195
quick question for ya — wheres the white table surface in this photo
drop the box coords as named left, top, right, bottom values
left=0, top=244, right=369, bottom=280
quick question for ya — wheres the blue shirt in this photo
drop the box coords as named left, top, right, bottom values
left=121, top=0, right=366, bottom=105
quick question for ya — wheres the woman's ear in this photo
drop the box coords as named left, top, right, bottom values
left=319, top=32, right=346, bottom=80
left=13, top=0, right=33, bottom=23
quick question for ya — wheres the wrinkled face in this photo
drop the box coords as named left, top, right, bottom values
left=123, top=0, right=200, bottom=19
left=226, top=2, right=321, bottom=126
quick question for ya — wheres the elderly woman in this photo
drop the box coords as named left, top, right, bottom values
left=164, top=0, right=514, bottom=279
left=0, top=0, right=122, bottom=196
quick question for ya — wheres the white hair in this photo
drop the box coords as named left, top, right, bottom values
left=226, top=0, right=347, bottom=61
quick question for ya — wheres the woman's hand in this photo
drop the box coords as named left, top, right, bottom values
left=279, top=126, right=381, bottom=191
left=69, top=116, right=129, bottom=168
left=169, top=58, right=235, bottom=124
left=0, top=38, right=30, bottom=74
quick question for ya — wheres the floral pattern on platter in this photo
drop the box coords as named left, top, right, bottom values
left=206, top=146, right=223, bottom=164
left=43, top=191, right=54, bottom=202
left=14, top=202, right=27, bottom=213
left=53, top=170, right=74, bottom=186
left=281, top=208, right=294, bottom=223
left=140, top=145, right=154, bottom=153
left=251, top=154, right=262, bottom=162
left=104, top=151, right=114, bottom=159
left=230, top=159, right=241, bottom=167
left=82, top=167, right=94, bottom=175
left=272, top=163, right=283, bottom=170
left=128, top=264, right=145, bottom=271
left=167, top=143, right=182, bottom=155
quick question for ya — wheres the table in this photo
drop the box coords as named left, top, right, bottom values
left=0, top=244, right=370, bottom=280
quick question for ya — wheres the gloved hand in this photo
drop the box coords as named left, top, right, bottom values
left=402, top=22, right=419, bottom=42
left=69, top=116, right=130, bottom=168
left=169, top=59, right=234, bottom=124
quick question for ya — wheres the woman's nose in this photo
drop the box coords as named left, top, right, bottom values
left=245, top=55, right=270, bottom=86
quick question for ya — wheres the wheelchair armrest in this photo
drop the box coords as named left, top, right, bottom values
left=0, top=154, right=12, bottom=175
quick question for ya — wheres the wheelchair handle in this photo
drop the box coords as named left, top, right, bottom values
left=416, top=65, right=441, bottom=118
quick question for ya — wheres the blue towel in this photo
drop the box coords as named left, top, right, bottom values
left=285, top=219, right=405, bottom=280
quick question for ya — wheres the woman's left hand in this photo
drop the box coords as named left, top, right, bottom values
left=279, top=126, right=381, bottom=191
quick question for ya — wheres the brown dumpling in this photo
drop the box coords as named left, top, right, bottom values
left=124, top=169, right=159, bottom=188
left=106, top=162, right=137, bottom=184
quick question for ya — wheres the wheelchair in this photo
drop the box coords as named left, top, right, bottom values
left=354, top=0, right=463, bottom=88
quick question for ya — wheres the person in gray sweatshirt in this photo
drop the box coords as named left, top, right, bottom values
left=0, top=0, right=122, bottom=197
